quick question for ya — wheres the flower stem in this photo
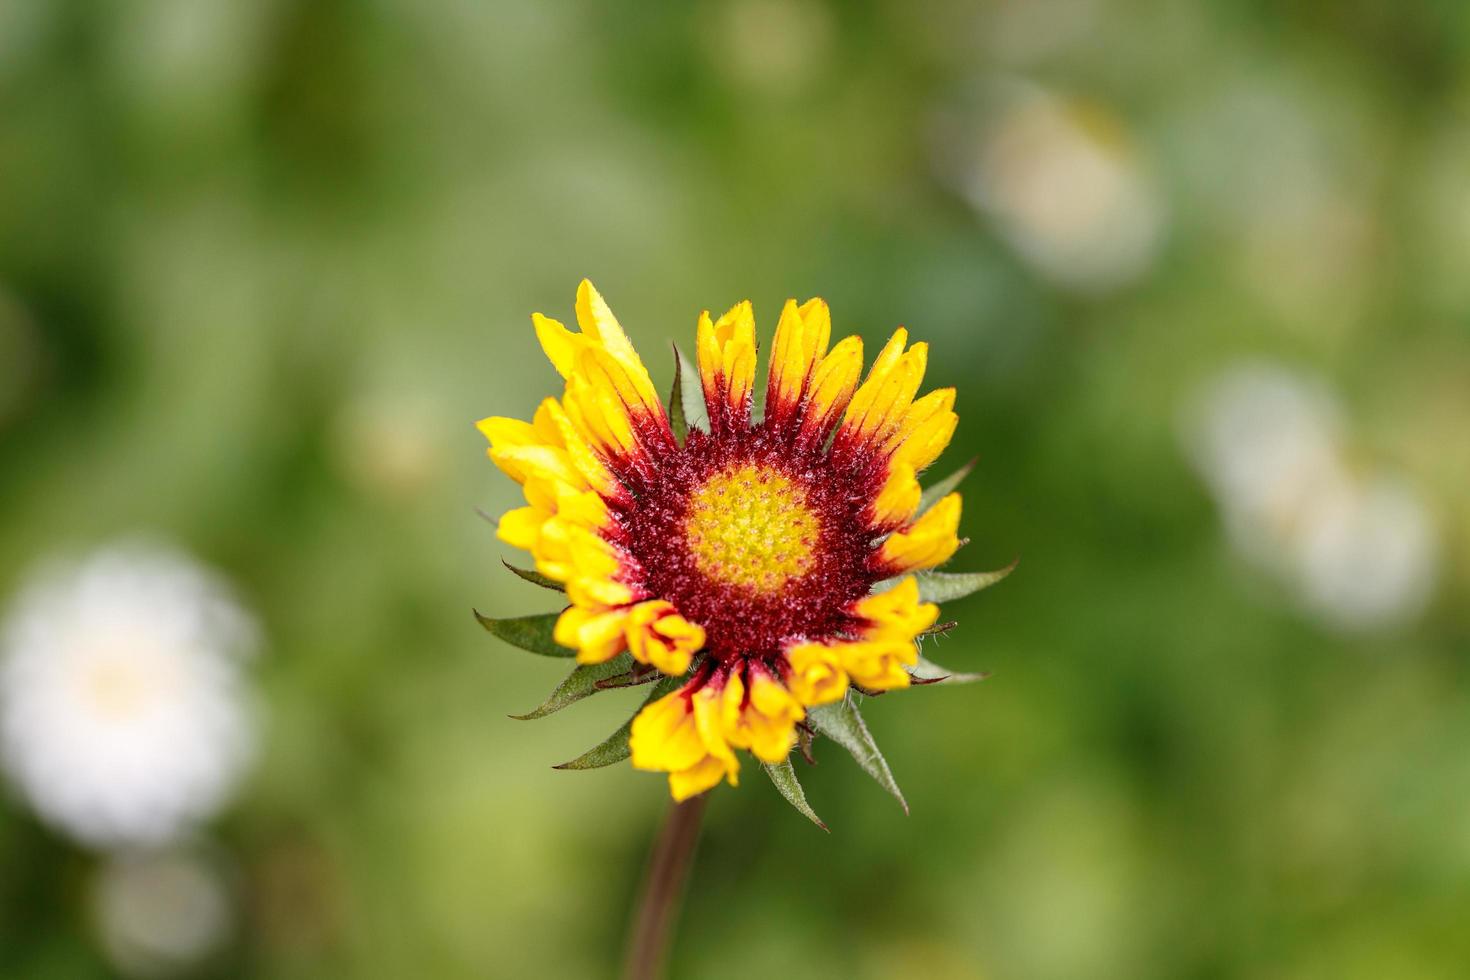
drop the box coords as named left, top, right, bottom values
left=623, top=794, right=708, bottom=980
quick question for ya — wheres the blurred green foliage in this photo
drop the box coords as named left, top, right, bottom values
left=2, top=0, right=1469, bottom=977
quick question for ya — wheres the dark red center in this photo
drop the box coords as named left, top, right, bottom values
left=617, top=423, right=882, bottom=661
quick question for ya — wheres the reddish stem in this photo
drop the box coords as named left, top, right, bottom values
left=622, top=795, right=708, bottom=980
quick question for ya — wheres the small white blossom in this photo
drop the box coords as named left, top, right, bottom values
left=0, top=541, right=259, bottom=848
left=93, top=845, right=233, bottom=978
left=1183, top=364, right=1438, bottom=632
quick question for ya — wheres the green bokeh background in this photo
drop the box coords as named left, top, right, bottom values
left=3, top=1, right=1469, bottom=977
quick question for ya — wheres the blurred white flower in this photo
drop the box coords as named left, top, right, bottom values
left=935, top=83, right=1166, bottom=293
left=0, top=542, right=259, bottom=849
left=1183, top=364, right=1438, bottom=632
left=1184, top=364, right=1345, bottom=563
left=1294, top=475, right=1437, bottom=632
left=94, top=845, right=232, bottom=978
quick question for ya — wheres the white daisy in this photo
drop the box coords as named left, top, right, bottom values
left=0, top=540, right=259, bottom=849
left=935, top=82, right=1166, bottom=293
left=1183, top=364, right=1438, bottom=632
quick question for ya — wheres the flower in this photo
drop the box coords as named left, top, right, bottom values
left=478, top=282, right=1005, bottom=811
left=1182, top=363, right=1437, bottom=632
left=94, top=845, right=233, bottom=977
left=0, top=541, right=259, bottom=848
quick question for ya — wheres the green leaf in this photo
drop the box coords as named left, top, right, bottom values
left=808, top=694, right=908, bottom=813
left=915, top=560, right=1018, bottom=603
left=474, top=611, right=573, bottom=657
left=918, top=457, right=977, bottom=515
left=763, top=759, right=828, bottom=831
left=553, top=672, right=688, bottom=770
left=511, top=653, right=639, bottom=720
left=501, top=560, right=565, bottom=592
left=673, top=344, right=708, bottom=436
left=908, top=653, right=988, bottom=685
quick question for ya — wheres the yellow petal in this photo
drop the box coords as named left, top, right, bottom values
left=767, top=299, right=808, bottom=408
left=668, top=755, right=729, bottom=801
left=797, top=298, right=831, bottom=365
left=854, top=576, right=940, bottom=640
left=783, top=643, right=850, bottom=706
left=794, top=337, right=864, bottom=449
left=836, top=639, right=916, bottom=691
left=489, top=444, right=584, bottom=491
left=554, top=605, right=629, bottom=663
left=877, top=493, right=963, bottom=573
left=539, top=395, right=623, bottom=498
left=630, top=689, right=706, bottom=773
left=697, top=301, right=757, bottom=423
left=574, top=280, right=663, bottom=416
left=626, top=600, right=706, bottom=676
left=870, top=462, right=922, bottom=527
left=532, top=313, right=584, bottom=379
left=497, top=505, right=548, bottom=551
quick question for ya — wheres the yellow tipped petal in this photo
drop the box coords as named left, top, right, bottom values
left=626, top=600, right=706, bottom=676
left=577, top=348, right=652, bottom=429
left=529, top=399, right=565, bottom=445
left=870, top=462, right=922, bottom=527
left=497, top=505, right=548, bottom=550
left=668, top=755, right=730, bottom=801
left=840, top=327, right=921, bottom=443
left=797, top=298, right=831, bottom=364
left=574, top=280, right=663, bottom=416
left=768, top=299, right=807, bottom=407
left=575, top=280, right=634, bottom=363
left=691, top=684, right=737, bottom=766
left=477, top=413, right=565, bottom=483
left=697, top=301, right=757, bottom=421
left=733, top=670, right=805, bottom=763
left=553, top=605, right=629, bottom=663
left=539, top=395, right=623, bottom=497
left=635, top=680, right=740, bottom=799
left=878, top=492, right=963, bottom=572
left=475, top=416, right=537, bottom=450
left=783, top=642, right=850, bottom=706
left=855, top=576, right=940, bottom=640
left=768, top=297, right=835, bottom=415
left=489, top=444, right=583, bottom=491
left=532, top=313, right=583, bottom=379
left=837, top=639, right=916, bottom=691
left=630, top=688, right=707, bottom=773
left=801, top=335, right=864, bottom=438
left=890, top=407, right=958, bottom=474
left=869, top=328, right=909, bottom=376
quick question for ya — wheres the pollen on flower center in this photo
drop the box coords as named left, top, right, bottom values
left=684, top=464, right=819, bottom=593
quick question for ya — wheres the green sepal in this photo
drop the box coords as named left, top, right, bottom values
left=511, top=653, right=642, bottom=721
left=763, top=759, right=828, bottom=831
left=918, top=457, right=977, bottom=515
left=668, top=345, right=688, bottom=444
left=473, top=610, right=573, bottom=658
left=914, top=559, right=1018, bottom=603
left=670, top=344, right=708, bottom=437
left=808, top=693, right=908, bottom=813
left=908, top=653, right=988, bottom=685
left=553, top=671, right=689, bottom=770
left=501, top=560, right=565, bottom=593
